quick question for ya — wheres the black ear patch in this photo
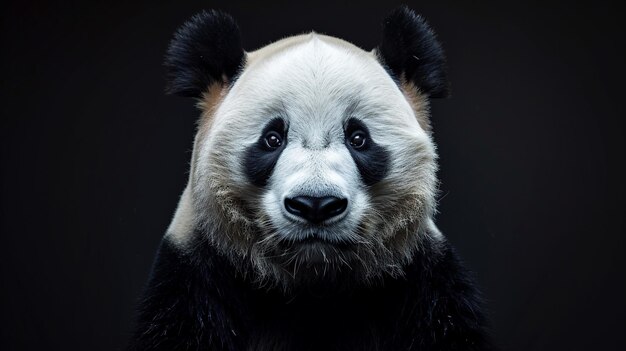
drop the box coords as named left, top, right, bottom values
left=378, top=6, right=449, bottom=98
left=164, top=10, right=245, bottom=98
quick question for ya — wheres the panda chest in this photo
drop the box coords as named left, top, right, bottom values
left=244, top=294, right=391, bottom=351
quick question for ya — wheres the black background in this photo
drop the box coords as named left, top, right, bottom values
left=1, top=1, right=625, bottom=350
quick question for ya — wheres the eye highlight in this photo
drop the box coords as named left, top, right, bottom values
left=349, top=131, right=366, bottom=149
left=345, top=118, right=370, bottom=151
left=265, top=131, right=282, bottom=149
left=257, top=118, right=287, bottom=152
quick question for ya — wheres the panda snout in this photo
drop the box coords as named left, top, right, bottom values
left=284, top=196, right=348, bottom=224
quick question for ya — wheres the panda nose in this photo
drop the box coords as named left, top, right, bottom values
left=284, top=196, right=348, bottom=223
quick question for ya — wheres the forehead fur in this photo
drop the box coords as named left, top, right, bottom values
left=240, top=33, right=409, bottom=113
left=193, top=33, right=434, bottom=148
left=246, top=32, right=364, bottom=65
left=205, top=33, right=429, bottom=146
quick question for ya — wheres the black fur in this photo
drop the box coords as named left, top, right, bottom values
left=243, top=118, right=288, bottom=187
left=378, top=6, right=449, bottom=98
left=344, top=118, right=390, bottom=186
left=128, top=232, right=492, bottom=350
left=164, top=10, right=245, bottom=97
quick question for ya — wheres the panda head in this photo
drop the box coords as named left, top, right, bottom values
left=166, top=7, right=448, bottom=290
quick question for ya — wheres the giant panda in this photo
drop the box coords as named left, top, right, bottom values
left=129, top=6, right=492, bottom=351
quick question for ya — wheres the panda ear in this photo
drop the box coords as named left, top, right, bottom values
left=377, top=6, right=449, bottom=98
left=164, top=10, right=245, bottom=98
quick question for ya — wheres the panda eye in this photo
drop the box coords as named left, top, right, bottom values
left=349, top=131, right=367, bottom=149
left=264, top=131, right=283, bottom=149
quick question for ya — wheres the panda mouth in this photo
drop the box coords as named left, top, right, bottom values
left=296, top=236, right=352, bottom=250
left=271, top=235, right=355, bottom=266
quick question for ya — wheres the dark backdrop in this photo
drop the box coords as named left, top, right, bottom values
left=1, top=1, right=624, bottom=350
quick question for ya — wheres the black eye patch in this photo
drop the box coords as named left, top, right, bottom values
left=243, top=118, right=288, bottom=187
left=344, top=118, right=390, bottom=186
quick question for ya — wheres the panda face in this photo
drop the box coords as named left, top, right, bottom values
left=191, top=34, right=440, bottom=286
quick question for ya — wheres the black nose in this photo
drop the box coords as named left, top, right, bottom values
left=284, top=196, right=348, bottom=223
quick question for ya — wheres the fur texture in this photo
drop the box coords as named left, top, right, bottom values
left=165, top=10, right=245, bottom=97
left=130, top=7, right=492, bottom=350
left=378, top=6, right=450, bottom=98
left=129, top=235, right=491, bottom=351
